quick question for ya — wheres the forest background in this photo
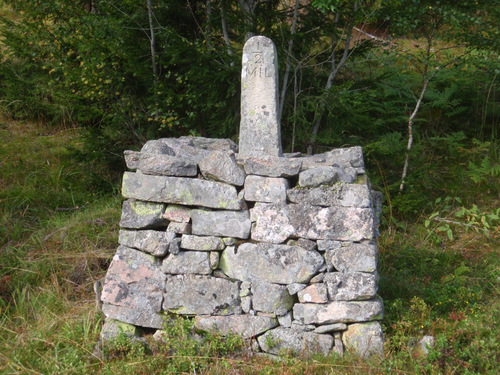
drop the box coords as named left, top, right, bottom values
left=0, top=0, right=499, bottom=374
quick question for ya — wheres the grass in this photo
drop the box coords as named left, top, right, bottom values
left=0, top=119, right=498, bottom=374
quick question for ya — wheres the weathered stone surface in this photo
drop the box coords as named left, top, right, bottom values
left=293, top=298, right=384, bottom=325
left=252, top=281, right=294, bottom=316
left=287, top=238, right=317, bottom=251
left=413, top=335, right=435, bottom=357
left=166, top=221, right=191, bottom=234
left=180, top=136, right=238, bottom=153
left=122, top=172, right=243, bottom=210
left=163, top=204, right=192, bottom=223
left=258, top=327, right=334, bottom=356
left=120, top=200, right=167, bottom=229
left=124, top=150, right=141, bottom=170
left=169, top=237, right=181, bottom=255
left=342, top=321, right=384, bottom=358
left=239, top=36, right=282, bottom=157
left=324, top=272, right=378, bottom=301
left=287, top=283, right=307, bottom=295
left=278, top=311, right=293, bottom=328
left=220, top=243, right=324, bottom=284
left=191, top=209, right=251, bottom=239
left=287, top=183, right=372, bottom=208
left=333, top=332, right=344, bottom=356
left=297, top=284, right=328, bottom=304
left=180, top=234, right=225, bottom=251
left=101, top=246, right=166, bottom=328
left=199, top=150, right=246, bottom=186
left=327, top=242, right=378, bottom=273
left=244, top=175, right=288, bottom=203
left=240, top=155, right=302, bottom=177
left=310, top=273, right=325, bottom=283
left=194, top=315, right=277, bottom=339
left=313, top=323, right=347, bottom=334
left=118, top=229, right=176, bottom=257
left=209, top=252, right=220, bottom=269
left=298, top=167, right=338, bottom=188
left=251, top=203, right=375, bottom=243
left=301, top=147, right=364, bottom=170
left=162, top=251, right=211, bottom=275
left=136, top=153, right=198, bottom=177
left=163, top=275, right=241, bottom=315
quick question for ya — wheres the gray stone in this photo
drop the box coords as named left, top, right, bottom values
left=257, top=327, right=333, bottom=356
left=135, top=153, right=198, bottom=177
left=290, top=321, right=316, bottom=332
left=120, top=200, right=167, bottom=229
left=300, top=147, right=364, bottom=170
left=240, top=281, right=252, bottom=297
left=287, top=183, right=372, bottom=208
left=122, top=172, right=243, bottom=210
left=166, top=221, right=191, bottom=234
left=180, top=136, right=238, bottom=153
left=199, top=150, right=246, bottom=186
left=317, top=240, right=341, bottom=251
left=413, top=335, right=435, bottom=357
left=141, top=138, right=209, bottom=163
left=163, top=275, right=241, bottom=315
left=180, top=234, right=225, bottom=251
left=219, top=243, right=324, bottom=284
left=239, top=36, right=281, bottom=157
left=277, top=311, right=293, bottom=328
left=118, top=229, right=176, bottom=257
left=100, top=246, right=166, bottom=329
left=209, top=252, right=220, bottom=269
left=328, top=242, right=378, bottom=273
left=297, top=284, right=328, bottom=304
left=287, top=283, right=307, bottom=295
left=251, top=203, right=376, bottom=243
left=241, top=296, right=252, bottom=313
left=252, top=282, right=294, bottom=316
left=333, top=332, right=344, bottom=356
left=324, top=272, right=378, bottom=301
left=293, top=298, right=384, bottom=325
left=287, top=238, right=317, bottom=251
left=123, top=150, right=141, bottom=170
left=244, top=175, right=288, bottom=203
left=163, top=204, right=192, bottom=223
left=309, top=273, right=325, bottom=283
left=298, top=167, right=338, bottom=188
left=313, top=323, right=348, bottom=334
left=240, top=155, right=302, bottom=177
left=342, top=321, right=384, bottom=358
left=169, top=237, right=181, bottom=255
left=162, top=251, right=211, bottom=275
left=195, top=315, right=277, bottom=339
left=191, top=209, right=251, bottom=239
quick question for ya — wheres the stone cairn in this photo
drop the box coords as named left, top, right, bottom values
left=97, top=36, right=384, bottom=358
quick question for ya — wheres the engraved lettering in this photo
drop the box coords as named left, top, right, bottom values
left=247, top=66, right=257, bottom=77
left=255, top=53, right=263, bottom=64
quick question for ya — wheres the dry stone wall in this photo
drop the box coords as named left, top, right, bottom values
left=98, top=36, right=384, bottom=359
left=99, top=138, right=384, bottom=358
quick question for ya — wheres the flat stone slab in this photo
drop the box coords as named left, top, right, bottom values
left=251, top=203, right=376, bottom=243
left=180, top=234, right=225, bottom=251
left=239, top=36, right=282, bottom=157
left=239, top=155, right=302, bottom=177
left=298, top=166, right=339, bottom=187
left=324, top=272, right=378, bottom=301
left=244, top=175, right=288, bottom=203
left=124, top=151, right=198, bottom=177
left=313, top=323, right=347, bottom=334
left=162, top=251, right=212, bottom=275
left=257, top=327, right=334, bottom=356
left=219, top=243, right=324, bottom=284
left=293, top=298, right=384, bottom=325
left=163, top=275, right=242, bottom=315
left=120, top=200, right=167, bottom=229
left=118, top=229, right=176, bottom=257
left=191, top=209, right=251, bottom=239
left=287, top=183, right=372, bottom=208
left=100, top=245, right=166, bottom=329
left=300, top=147, right=364, bottom=170
left=163, top=204, right=192, bottom=223
left=342, top=321, right=384, bottom=358
left=199, top=150, right=246, bottom=186
left=122, top=172, right=243, bottom=210
left=194, top=315, right=278, bottom=339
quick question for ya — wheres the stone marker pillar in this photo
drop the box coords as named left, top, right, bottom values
left=239, top=36, right=282, bottom=157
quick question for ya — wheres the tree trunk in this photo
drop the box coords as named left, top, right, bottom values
left=220, top=0, right=234, bottom=57
left=147, top=0, right=159, bottom=119
left=279, top=0, right=300, bottom=123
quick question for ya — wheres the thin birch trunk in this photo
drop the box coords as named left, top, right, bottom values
left=220, top=0, right=233, bottom=57
left=147, top=0, right=159, bottom=119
